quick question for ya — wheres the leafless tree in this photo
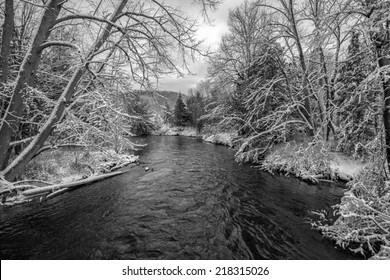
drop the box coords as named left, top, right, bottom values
left=0, top=0, right=220, bottom=181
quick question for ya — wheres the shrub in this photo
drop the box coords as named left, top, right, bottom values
left=261, top=139, right=335, bottom=182
left=312, top=163, right=390, bottom=259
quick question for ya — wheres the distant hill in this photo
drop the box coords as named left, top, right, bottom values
left=136, top=90, right=189, bottom=114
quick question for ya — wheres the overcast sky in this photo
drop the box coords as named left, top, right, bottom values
left=156, top=0, right=246, bottom=94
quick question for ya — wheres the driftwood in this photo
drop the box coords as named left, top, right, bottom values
left=22, top=170, right=126, bottom=197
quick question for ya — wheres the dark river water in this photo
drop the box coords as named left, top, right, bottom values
left=0, top=136, right=360, bottom=259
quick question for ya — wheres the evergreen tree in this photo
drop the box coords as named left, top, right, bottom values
left=173, top=94, right=190, bottom=126
left=186, top=91, right=205, bottom=129
left=336, top=31, right=376, bottom=156
left=125, top=94, right=151, bottom=136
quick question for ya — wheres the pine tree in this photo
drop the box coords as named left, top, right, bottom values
left=336, top=31, right=376, bottom=156
left=173, top=94, right=190, bottom=126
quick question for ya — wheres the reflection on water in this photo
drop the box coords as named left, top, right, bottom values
left=0, top=136, right=360, bottom=259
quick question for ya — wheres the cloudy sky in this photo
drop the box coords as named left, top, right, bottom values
left=156, top=0, right=246, bottom=94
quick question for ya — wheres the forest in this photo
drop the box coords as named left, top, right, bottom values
left=0, top=0, right=389, bottom=259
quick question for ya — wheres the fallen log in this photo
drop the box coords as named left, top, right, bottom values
left=46, top=188, right=70, bottom=199
left=22, top=170, right=126, bottom=197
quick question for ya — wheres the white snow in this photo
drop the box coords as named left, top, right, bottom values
left=330, top=153, right=367, bottom=181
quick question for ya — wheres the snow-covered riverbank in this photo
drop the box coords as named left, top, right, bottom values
left=151, top=125, right=237, bottom=147
left=0, top=148, right=139, bottom=205
left=262, top=141, right=366, bottom=182
left=152, top=125, right=366, bottom=182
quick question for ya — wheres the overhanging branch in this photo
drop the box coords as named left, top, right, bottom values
left=40, top=41, right=82, bottom=53
left=54, top=14, right=124, bottom=33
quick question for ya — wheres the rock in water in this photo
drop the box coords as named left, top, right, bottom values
left=145, top=167, right=149, bottom=171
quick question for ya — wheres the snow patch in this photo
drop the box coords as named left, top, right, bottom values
left=330, top=153, right=366, bottom=181
left=151, top=125, right=197, bottom=137
left=202, top=132, right=235, bottom=147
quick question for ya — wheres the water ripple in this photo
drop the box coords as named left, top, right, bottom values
left=0, top=136, right=360, bottom=259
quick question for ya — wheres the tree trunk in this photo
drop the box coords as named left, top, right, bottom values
left=376, top=17, right=390, bottom=167
left=319, top=47, right=331, bottom=140
left=2, top=0, right=129, bottom=181
left=379, top=56, right=390, bottom=166
left=0, top=0, right=14, bottom=120
left=0, top=0, right=14, bottom=84
left=0, top=0, right=63, bottom=170
left=287, top=0, right=315, bottom=136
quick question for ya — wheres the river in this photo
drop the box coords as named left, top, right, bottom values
left=0, top=136, right=360, bottom=259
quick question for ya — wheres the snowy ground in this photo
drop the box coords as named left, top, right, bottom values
left=330, top=153, right=367, bottom=181
left=151, top=125, right=197, bottom=137
left=20, top=148, right=138, bottom=184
